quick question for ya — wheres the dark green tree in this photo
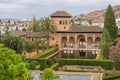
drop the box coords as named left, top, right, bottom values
left=101, top=5, right=118, bottom=59
left=39, top=17, right=56, bottom=49
left=24, top=41, right=34, bottom=58
left=2, top=35, right=24, bottom=54
left=103, top=5, right=118, bottom=42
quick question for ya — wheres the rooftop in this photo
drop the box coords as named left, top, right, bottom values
left=50, top=11, right=72, bottom=17
left=57, top=26, right=103, bottom=33
left=10, top=30, right=47, bottom=37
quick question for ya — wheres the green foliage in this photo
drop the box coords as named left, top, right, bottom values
left=27, top=58, right=48, bottom=70
left=28, top=16, right=40, bottom=32
left=39, top=68, right=60, bottom=80
left=63, top=69, right=103, bottom=73
left=59, top=59, right=113, bottom=70
left=4, top=24, right=10, bottom=35
left=97, top=53, right=105, bottom=60
left=103, top=72, right=120, bottom=80
left=39, top=17, right=56, bottom=49
left=103, top=5, right=118, bottom=42
left=51, top=63, right=59, bottom=71
left=101, top=5, right=118, bottom=59
left=32, top=47, right=58, bottom=58
left=99, top=42, right=112, bottom=59
left=22, top=28, right=26, bottom=31
left=24, top=40, right=34, bottom=58
left=0, top=45, right=32, bottom=80
left=2, top=35, right=24, bottom=54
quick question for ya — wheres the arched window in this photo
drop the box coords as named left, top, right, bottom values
left=65, top=20, right=67, bottom=25
left=59, top=20, right=62, bottom=25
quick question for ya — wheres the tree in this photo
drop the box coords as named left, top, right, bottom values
left=39, top=17, right=56, bottom=49
left=4, top=24, right=10, bottom=35
left=103, top=5, right=118, bottom=42
left=2, top=35, right=24, bottom=54
left=39, top=68, right=60, bottom=80
left=0, top=44, right=32, bottom=80
left=28, top=16, right=40, bottom=32
left=101, top=5, right=118, bottom=58
left=24, top=41, right=34, bottom=58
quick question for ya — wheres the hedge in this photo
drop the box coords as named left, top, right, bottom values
left=103, top=73, right=120, bottom=80
left=32, top=47, right=58, bottom=58
left=59, top=59, right=114, bottom=70
left=27, top=58, right=48, bottom=70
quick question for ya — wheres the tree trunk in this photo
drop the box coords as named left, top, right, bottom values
left=46, top=36, right=49, bottom=49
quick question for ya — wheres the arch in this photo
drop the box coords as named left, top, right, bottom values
left=62, top=37, right=67, bottom=48
left=69, top=37, right=75, bottom=43
left=77, top=35, right=85, bottom=48
left=87, top=37, right=93, bottom=45
left=69, top=37, right=75, bottom=48
left=95, top=37, right=101, bottom=43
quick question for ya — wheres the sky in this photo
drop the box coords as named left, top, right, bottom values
left=0, top=0, right=120, bottom=20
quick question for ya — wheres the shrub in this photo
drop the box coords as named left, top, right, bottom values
left=32, top=47, right=58, bottom=58
left=27, top=58, right=47, bottom=70
left=51, top=63, right=59, bottom=71
left=103, top=73, right=120, bottom=80
left=59, top=59, right=113, bottom=70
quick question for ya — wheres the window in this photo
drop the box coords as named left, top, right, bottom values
left=52, top=37, right=54, bottom=40
left=65, top=21, right=67, bottom=25
left=62, top=21, right=64, bottom=25
left=59, top=20, right=62, bottom=24
left=64, top=27, right=66, bottom=29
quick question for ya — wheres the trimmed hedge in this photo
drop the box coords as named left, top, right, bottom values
left=115, top=62, right=120, bottom=70
left=59, top=59, right=114, bottom=70
left=27, top=58, right=47, bottom=70
left=32, top=47, right=58, bottom=58
left=103, top=73, right=120, bottom=80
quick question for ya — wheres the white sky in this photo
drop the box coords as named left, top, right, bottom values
left=0, top=0, right=120, bottom=20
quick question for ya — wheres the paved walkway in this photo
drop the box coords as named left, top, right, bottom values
left=30, top=70, right=103, bottom=80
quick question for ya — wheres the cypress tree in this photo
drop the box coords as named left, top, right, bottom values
left=103, top=5, right=118, bottom=42
left=101, top=5, right=118, bottom=59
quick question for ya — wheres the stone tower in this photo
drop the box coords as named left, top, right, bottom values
left=50, top=11, right=72, bottom=31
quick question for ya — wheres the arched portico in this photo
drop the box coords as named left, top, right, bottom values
left=62, top=37, right=67, bottom=48
left=77, top=35, right=86, bottom=48
left=69, top=37, right=75, bottom=48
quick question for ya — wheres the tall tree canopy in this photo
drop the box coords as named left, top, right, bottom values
left=102, top=5, right=118, bottom=42
left=2, top=35, right=24, bottom=54
left=0, top=44, right=32, bottom=80
left=28, top=16, right=40, bottom=32
left=39, top=17, right=56, bottom=48
left=101, top=5, right=118, bottom=59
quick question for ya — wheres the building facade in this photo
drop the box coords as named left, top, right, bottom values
left=49, top=11, right=102, bottom=59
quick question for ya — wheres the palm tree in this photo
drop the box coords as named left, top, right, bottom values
left=39, top=17, right=56, bottom=49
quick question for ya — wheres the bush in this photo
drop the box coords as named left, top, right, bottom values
left=115, top=62, right=120, bottom=70
left=103, top=73, right=120, bottom=80
left=27, top=58, right=47, bottom=70
left=97, top=53, right=105, bottom=60
left=59, top=59, right=113, bottom=70
left=32, top=47, right=58, bottom=58
left=51, top=63, right=59, bottom=71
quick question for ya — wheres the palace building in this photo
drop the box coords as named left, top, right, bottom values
left=49, top=11, right=102, bottom=59
left=10, top=11, right=103, bottom=58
